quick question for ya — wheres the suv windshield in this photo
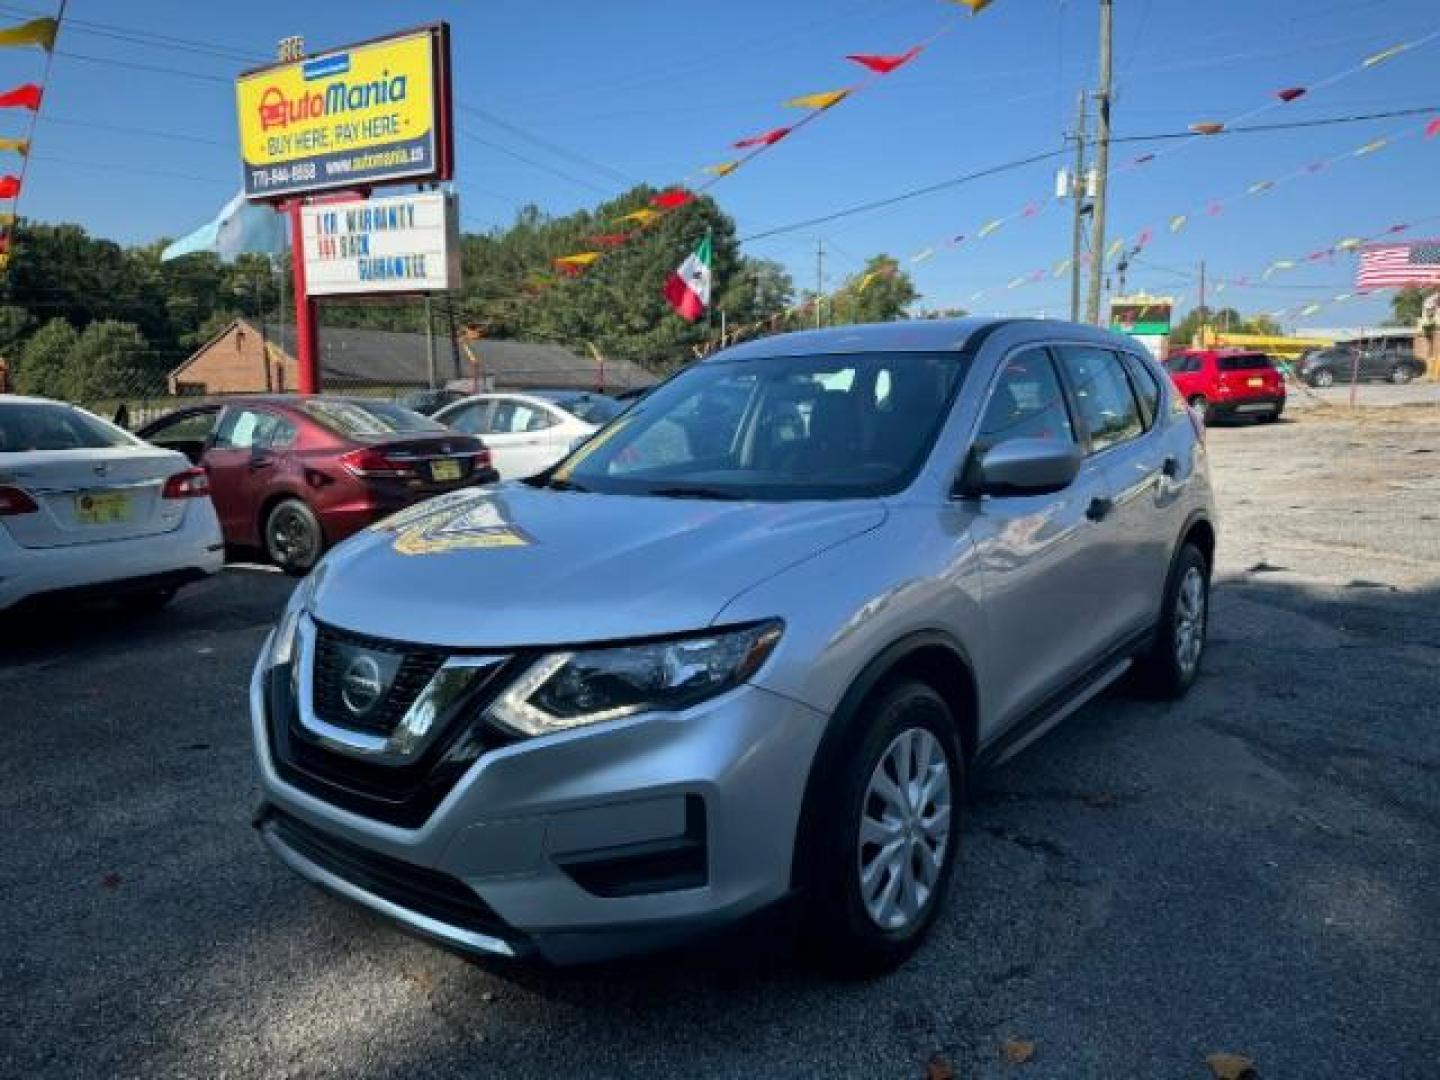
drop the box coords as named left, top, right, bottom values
left=547, top=394, right=624, bottom=425
left=0, top=401, right=136, bottom=452
left=1218, top=354, right=1272, bottom=372
left=546, top=351, right=970, bottom=500
left=301, top=399, right=444, bottom=436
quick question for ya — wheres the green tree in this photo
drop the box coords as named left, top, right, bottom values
left=0, top=304, right=31, bottom=358
left=16, top=318, right=79, bottom=398
left=1388, top=287, right=1436, bottom=326
left=829, top=256, right=918, bottom=325
left=67, top=320, right=153, bottom=404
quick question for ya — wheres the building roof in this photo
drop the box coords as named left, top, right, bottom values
left=171, top=319, right=660, bottom=391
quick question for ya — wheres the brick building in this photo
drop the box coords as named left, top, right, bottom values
left=166, top=319, right=657, bottom=395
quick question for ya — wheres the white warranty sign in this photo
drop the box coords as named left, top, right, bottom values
left=301, top=191, right=460, bottom=296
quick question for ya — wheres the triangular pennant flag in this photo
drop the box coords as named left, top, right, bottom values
left=1354, top=138, right=1388, bottom=156
left=1248, top=180, right=1275, bottom=195
left=615, top=208, right=660, bottom=225
left=1169, top=214, right=1188, bottom=234
left=1335, top=237, right=1363, bottom=251
left=1190, top=121, right=1225, bottom=135
left=0, top=17, right=57, bottom=51
left=1275, top=86, right=1306, bottom=103
left=1106, top=238, right=1124, bottom=259
left=947, top=234, right=966, bottom=246
left=1134, top=228, right=1153, bottom=249
left=1426, top=117, right=1440, bottom=138
left=733, top=127, right=791, bottom=149
left=584, top=233, right=632, bottom=248
left=845, top=46, right=922, bottom=75
left=1006, top=275, right=1026, bottom=289
left=1333, top=293, right=1353, bottom=303
left=0, top=83, right=42, bottom=110
left=954, top=0, right=994, bottom=12
left=1028, top=268, right=1046, bottom=283
left=977, top=219, right=1002, bottom=238
left=554, top=252, right=601, bottom=269
left=1300, top=303, right=1322, bottom=317
left=1131, top=153, right=1155, bottom=166
left=969, top=290, right=987, bottom=302
left=909, top=248, right=934, bottom=264
left=784, top=89, right=850, bottom=111
left=1206, top=201, right=1224, bottom=217
left=1213, top=282, right=1227, bottom=295
left=0, top=175, right=21, bottom=198
left=703, top=161, right=739, bottom=177
left=1362, top=43, right=1407, bottom=67
left=1021, top=202, right=1040, bottom=218
left=1052, top=257, right=1072, bottom=277
left=0, top=137, right=28, bottom=155
left=1387, top=223, right=1410, bottom=234
left=651, top=189, right=695, bottom=209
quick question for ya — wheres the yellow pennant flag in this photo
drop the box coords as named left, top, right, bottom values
left=0, top=137, right=28, bottom=155
left=1169, top=214, right=1188, bottom=233
left=1300, top=303, right=1322, bottom=317
left=953, top=0, right=994, bottom=11
left=615, top=208, right=660, bottom=226
left=977, top=219, right=1002, bottom=238
left=909, top=247, right=934, bottom=264
left=702, top=162, right=739, bottom=177
left=554, top=252, right=601, bottom=268
left=1052, top=257, right=1072, bottom=277
left=1248, top=180, right=1274, bottom=195
left=1333, top=293, right=1353, bottom=303
left=969, top=290, right=987, bottom=302
left=1006, top=275, right=1026, bottom=289
left=0, top=17, right=58, bottom=51
left=785, top=88, right=850, bottom=111
left=1106, top=238, right=1124, bottom=260
left=1362, top=43, right=1407, bottom=68
left=1354, top=138, right=1388, bottom=156
left=1213, top=282, right=1227, bottom=295
left=1335, top=237, right=1363, bottom=251
left=1262, top=259, right=1295, bottom=280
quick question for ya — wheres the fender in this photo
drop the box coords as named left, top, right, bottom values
left=789, top=629, right=978, bottom=890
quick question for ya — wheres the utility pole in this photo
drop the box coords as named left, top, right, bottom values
left=1198, top=259, right=1207, bottom=347
left=423, top=294, right=437, bottom=390
left=1085, top=0, right=1113, bottom=326
left=814, top=238, right=826, bottom=329
left=1069, top=89, right=1089, bottom=322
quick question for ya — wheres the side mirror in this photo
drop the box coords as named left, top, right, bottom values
left=961, top=437, right=1082, bottom=498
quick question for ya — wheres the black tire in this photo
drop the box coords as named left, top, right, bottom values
left=116, top=586, right=177, bottom=613
left=802, top=679, right=964, bottom=977
left=1257, top=411, right=1280, bottom=424
left=1390, top=364, right=1415, bottom=385
left=1311, top=368, right=1335, bottom=388
left=1133, top=542, right=1209, bottom=699
left=264, top=498, right=324, bottom=576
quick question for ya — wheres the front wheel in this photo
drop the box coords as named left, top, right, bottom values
left=1390, top=365, right=1415, bottom=385
left=1311, top=368, right=1335, bottom=388
left=265, top=498, right=324, bottom=576
left=803, top=680, right=963, bottom=977
left=1133, top=543, right=1209, bottom=699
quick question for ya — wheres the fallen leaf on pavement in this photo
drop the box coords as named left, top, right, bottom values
left=924, top=1053, right=954, bottom=1080
left=1002, top=1039, right=1035, bottom=1064
left=1206, top=1051, right=1257, bottom=1079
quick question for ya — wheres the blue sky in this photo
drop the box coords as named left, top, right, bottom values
left=4, top=0, right=1438, bottom=329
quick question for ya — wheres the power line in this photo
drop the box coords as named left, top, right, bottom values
left=0, top=2, right=267, bottom=63
left=454, top=102, right=637, bottom=190
left=453, top=127, right=615, bottom=196
left=53, top=48, right=232, bottom=85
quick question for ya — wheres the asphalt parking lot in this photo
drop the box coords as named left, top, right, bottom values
left=3, top=406, right=1438, bottom=1080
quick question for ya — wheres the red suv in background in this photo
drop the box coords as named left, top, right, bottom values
left=139, top=397, right=497, bottom=573
left=1164, top=349, right=1285, bottom=423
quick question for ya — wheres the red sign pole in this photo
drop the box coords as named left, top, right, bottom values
left=285, top=199, right=320, bottom=394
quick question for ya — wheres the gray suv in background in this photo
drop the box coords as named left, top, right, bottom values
left=250, top=318, right=1215, bottom=974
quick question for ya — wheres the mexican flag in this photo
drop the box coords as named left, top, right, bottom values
left=664, top=234, right=712, bottom=322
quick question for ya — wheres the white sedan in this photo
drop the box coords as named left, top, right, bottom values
left=433, top=390, right=624, bottom=480
left=0, top=395, right=224, bottom=612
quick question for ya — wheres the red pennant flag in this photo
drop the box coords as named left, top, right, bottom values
left=1306, top=160, right=1329, bottom=174
left=1426, top=117, right=1440, bottom=138
left=948, top=234, right=966, bottom=246
left=1205, top=201, right=1224, bottom=217
left=1387, top=223, right=1410, bottom=234
left=0, top=174, right=19, bottom=198
left=1021, top=202, right=1040, bottom=218
left=650, top=189, right=695, bottom=209
left=845, top=46, right=922, bottom=75
left=584, top=233, right=632, bottom=248
left=1135, top=228, right=1153, bottom=249
left=1306, top=249, right=1332, bottom=262
left=1190, top=121, right=1225, bottom=136
left=1275, top=86, right=1307, bottom=103
left=733, top=127, right=791, bottom=149
left=0, top=82, right=41, bottom=110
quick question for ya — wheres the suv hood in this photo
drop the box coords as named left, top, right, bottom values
left=310, top=484, right=886, bottom=648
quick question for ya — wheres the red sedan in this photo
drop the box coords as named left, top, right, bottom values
left=139, top=396, right=497, bottom=573
left=1163, top=349, right=1286, bottom=424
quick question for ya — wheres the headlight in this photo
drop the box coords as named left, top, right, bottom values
left=265, top=569, right=320, bottom=669
left=487, top=621, right=782, bottom=737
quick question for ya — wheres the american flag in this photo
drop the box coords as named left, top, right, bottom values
left=1356, top=240, right=1440, bottom=290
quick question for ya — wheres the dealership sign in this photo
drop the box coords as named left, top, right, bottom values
left=301, top=192, right=460, bottom=296
left=236, top=24, right=452, bottom=199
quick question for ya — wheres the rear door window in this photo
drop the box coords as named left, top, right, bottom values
left=1120, top=353, right=1163, bottom=429
left=1055, top=345, right=1144, bottom=454
left=214, top=408, right=281, bottom=451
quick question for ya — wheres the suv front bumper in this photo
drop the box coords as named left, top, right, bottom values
left=250, top=639, right=829, bottom=963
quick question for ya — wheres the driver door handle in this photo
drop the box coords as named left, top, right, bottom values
left=248, top=455, right=275, bottom=471
left=1086, top=496, right=1113, bottom=522
left=1161, top=456, right=1179, bottom=479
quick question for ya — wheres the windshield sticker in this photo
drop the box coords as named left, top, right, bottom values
left=390, top=498, right=534, bottom=555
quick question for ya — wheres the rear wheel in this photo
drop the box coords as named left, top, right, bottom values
left=1390, top=364, right=1415, bottom=385
left=265, top=498, right=324, bottom=576
left=803, top=680, right=962, bottom=977
left=1133, top=542, right=1209, bottom=699
left=1311, top=368, right=1335, bottom=388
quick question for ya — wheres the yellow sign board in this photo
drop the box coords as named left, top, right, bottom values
left=235, top=24, right=451, bottom=199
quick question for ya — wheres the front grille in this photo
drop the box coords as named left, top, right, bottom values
left=312, top=622, right=448, bottom=736
left=265, top=808, right=511, bottom=937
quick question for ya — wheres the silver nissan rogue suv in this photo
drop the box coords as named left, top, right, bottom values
left=250, top=318, right=1215, bottom=973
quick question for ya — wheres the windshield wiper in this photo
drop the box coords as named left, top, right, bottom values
left=543, top=476, right=590, bottom=492
left=646, top=486, right=745, bottom=501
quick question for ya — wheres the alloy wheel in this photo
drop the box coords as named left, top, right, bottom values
left=269, top=507, right=316, bottom=569
left=856, top=727, right=952, bottom=932
left=1174, top=565, right=1207, bottom=677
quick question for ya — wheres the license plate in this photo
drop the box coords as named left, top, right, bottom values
left=429, top=459, right=462, bottom=482
left=1236, top=403, right=1270, bottom=413
left=75, top=490, right=132, bottom=524
left=1247, top=377, right=1265, bottom=387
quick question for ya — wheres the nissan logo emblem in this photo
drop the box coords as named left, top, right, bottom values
left=340, top=655, right=385, bottom=716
